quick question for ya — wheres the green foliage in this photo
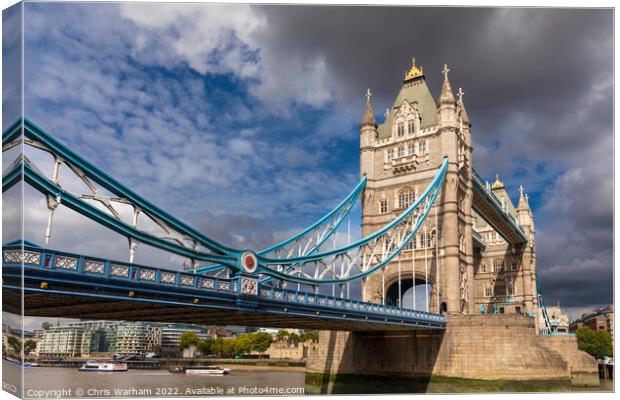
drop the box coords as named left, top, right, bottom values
left=300, top=331, right=319, bottom=343
left=178, top=331, right=200, bottom=350
left=251, top=332, right=273, bottom=353
left=197, top=338, right=212, bottom=354
left=288, top=333, right=300, bottom=344
left=7, top=336, right=21, bottom=353
left=208, top=338, right=224, bottom=355
left=276, top=330, right=289, bottom=340
left=24, top=340, right=37, bottom=356
left=197, top=332, right=273, bottom=357
left=221, top=339, right=235, bottom=357
left=234, top=334, right=254, bottom=355
left=576, top=326, right=613, bottom=359
left=595, top=330, right=613, bottom=358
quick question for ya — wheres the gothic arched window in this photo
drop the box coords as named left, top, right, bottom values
left=418, top=140, right=427, bottom=155
left=397, top=122, right=404, bottom=137
left=493, top=258, right=504, bottom=272
left=398, top=188, right=415, bottom=209
left=408, top=120, right=415, bottom=135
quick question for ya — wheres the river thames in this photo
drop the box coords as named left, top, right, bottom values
left=2, top=361, right=612, bottom=397
left=4, top=362, right=305, bottom=398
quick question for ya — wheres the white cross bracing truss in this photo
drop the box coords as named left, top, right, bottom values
left=2, top=119, right=447, bottom=288
left=195, top=173, right=365, bottom=282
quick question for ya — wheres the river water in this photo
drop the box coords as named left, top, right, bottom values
left=4, top=362, right=305, bottom=398
left=2, top=361, right=612, bottom=397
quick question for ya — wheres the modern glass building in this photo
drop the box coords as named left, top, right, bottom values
left=159, top=324, right=210, bottom=356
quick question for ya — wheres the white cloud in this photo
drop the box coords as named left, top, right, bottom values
left=228, top=138, right=253, bottom=156
left=118, top=3, right=334, bottom=110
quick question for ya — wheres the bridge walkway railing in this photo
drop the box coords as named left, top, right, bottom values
left=2, top=243, right=445, bottom=326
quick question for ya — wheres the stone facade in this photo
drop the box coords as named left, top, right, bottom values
left=308, top=59, right=599, bottom=385
left=359, top=59, right=538, bottom=320
left=265, top=340, right=316, bottom=360
left=307, top=315, right=598, bottom=384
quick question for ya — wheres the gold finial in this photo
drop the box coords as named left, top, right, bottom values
left=457, top=87, right=464, bottom=102
left=404, top=57, right=424, bottom=81
left=365, top=88, right=372, bottom=104
left=492, top=174, right=504, bottom=190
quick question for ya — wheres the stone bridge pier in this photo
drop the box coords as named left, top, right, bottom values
left=307, top=315, right=599, bottom=386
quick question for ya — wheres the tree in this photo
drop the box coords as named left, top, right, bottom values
left=595, top=331, right=613, bottom=358
left=234, top=334, right=253, bottom=355
left=288, top=333, right=300, bottom=344
left=179, top=332, right=200, bottom=350
left=300, top=331, right=319, bottom=343
left=210, top=338, right=224, bottom=356
left=576, top=326, right=613, bottom=359
left=276, top=330, right=289, bottom=340
left=198, top=339, right=212, bottom=355
left=7, top=336, right=21, bottom=354
left=221, top=339, right=235, bottom=357
left=24, top=340, right=37, bottom=356
left=250, top=332, right=272, bottom=354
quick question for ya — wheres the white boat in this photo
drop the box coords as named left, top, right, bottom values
left=183, top=366, right=230, bottom=375
left=78, top=360, right=128, bottom=372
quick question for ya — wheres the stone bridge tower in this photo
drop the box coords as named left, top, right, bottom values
left=306, top=59, right=596, bottom=386
left=360, top=58, right=536, bottom=317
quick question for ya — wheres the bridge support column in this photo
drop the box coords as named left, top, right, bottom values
left=307, top=315, right=599, bottom=387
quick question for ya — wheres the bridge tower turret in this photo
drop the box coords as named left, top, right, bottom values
left=457, top=86, right=476, bottom=315
left=435, top=65, right=475, bottom=314
left=360, top=88, right=378, bottom=181
left=517, top=187, right=539, bottom=327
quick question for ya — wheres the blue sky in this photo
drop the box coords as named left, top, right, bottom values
left=18, top=3, right=363, bottom=249
left=2, top=3, right=613, bottom=319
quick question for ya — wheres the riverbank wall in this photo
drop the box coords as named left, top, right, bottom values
left=307, top=314, right=599, bottom=385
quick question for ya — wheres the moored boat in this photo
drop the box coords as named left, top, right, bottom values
left=169, top=366, right=230, bottom=375
left=78, top=360, right=128, bottom=372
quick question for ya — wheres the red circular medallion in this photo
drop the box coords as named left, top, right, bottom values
left=240, top=251, right=257, bottom=273
left=244, top=255, right=255, bottom=269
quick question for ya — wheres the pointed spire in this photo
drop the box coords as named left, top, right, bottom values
left=517, top=184, right=531, bottom=210
left=457, top=87, right=470, bottom=123
left=439, top=64, right=456, bottom=105
left=361, top=88, right=377, bottom=127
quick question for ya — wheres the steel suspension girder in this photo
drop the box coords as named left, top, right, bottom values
left=3, top=118, right=447, bottom=287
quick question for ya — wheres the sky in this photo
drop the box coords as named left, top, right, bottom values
left=1, top=3, right=613, bottom=324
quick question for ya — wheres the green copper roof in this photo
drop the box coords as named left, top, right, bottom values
left=377, top=77, right=439, bottom=139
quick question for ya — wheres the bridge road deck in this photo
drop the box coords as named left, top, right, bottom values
left=2, top=246, right=445, bottom=332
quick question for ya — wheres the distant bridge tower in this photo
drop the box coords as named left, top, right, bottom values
left=360, top=58, right=537, bottom=318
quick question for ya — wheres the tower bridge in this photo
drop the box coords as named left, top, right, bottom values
left=2, top=58, right=598, bottom=385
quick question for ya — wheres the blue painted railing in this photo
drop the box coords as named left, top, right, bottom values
left=2, top=244, right=445, bottom=324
